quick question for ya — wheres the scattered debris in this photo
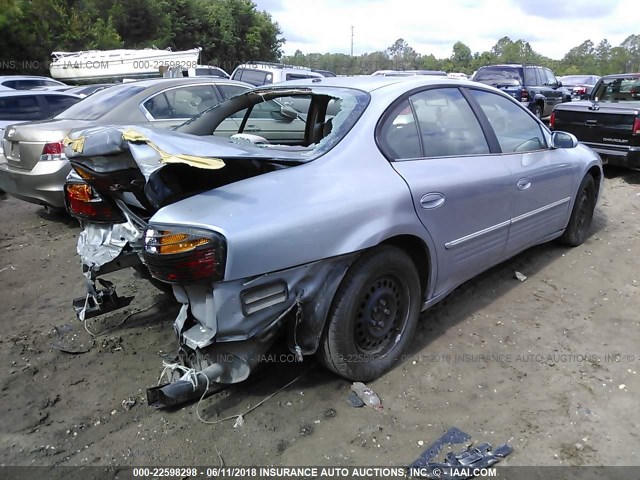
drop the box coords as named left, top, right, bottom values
left=233, top=416, right=244, bottom=429
left=576, top=406, right=591, bottom=416
left=49, top=324, right=94, bottom=354
left=351, top=382, right=383, bottom=411
left=619, top=384, right=626, bottom=390
left=121, top=398, right=136, bottom=410
left=409, top=427, right=513, bottom=479
left=347, top=391, right=365, bottom=408
left=324, top=408, right=337, bottom=419
left=0, top=265, right=16, bottom=273
left=514, top=271, right=528, bottom=282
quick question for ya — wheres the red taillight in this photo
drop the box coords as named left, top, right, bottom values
left=42, top=141, right=64, bottom=155
left=633, top=117, right=640, bottom=136
left=41, top=141, right=66, bottom=161
left=575, top=87, right=586, bottom=95
left=143, top=227, right=227, bottom=284
left=64, top=182, right=124, bottom=223
left=549, top=111, right=556, bottom=129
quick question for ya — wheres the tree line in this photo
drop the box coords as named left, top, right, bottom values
left=283, top=36, right=640, bottom=77
left=1, top=0, right=639, bottom=78
left=0, top=0, right=284, bottom=75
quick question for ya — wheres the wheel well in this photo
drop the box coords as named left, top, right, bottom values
left=587, top=166, right=602, bottom=197
left=381, top=235, right=431, bottom=299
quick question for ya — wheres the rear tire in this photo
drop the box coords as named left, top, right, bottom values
left=318, top=245, right=421, bottom=381
left=557, top=174, right=596, bottom=247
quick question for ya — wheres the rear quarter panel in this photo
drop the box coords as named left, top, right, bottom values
left=149, top=105, right=436, bottom=283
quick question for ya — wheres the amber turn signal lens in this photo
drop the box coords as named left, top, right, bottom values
left=66, top=183, right=95, bottom=202
left=158, top=231, right=209, bottom=254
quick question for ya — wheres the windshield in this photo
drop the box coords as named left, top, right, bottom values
left=473, top=67, right=523, bottom=86
left=176, top=86, right=370, bottom=162
left=592, top=76, right=640, bottom=101
left=55, top=84, right=144, bottom=120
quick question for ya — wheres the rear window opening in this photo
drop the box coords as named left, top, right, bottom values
left=178, top=87, right=369, bottom=161
left=231, top=68, right=273, bottom=86
left=474, top=67, right=523, bottom=86
left=593, top=76, right=640, bottom=101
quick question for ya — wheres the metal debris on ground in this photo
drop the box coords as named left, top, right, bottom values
left=514, top=271, right=528, bottom=282
left=351, top=382, right=383, bottom=411
left=409, top=427, right=513, bottom=479
left=121, top=398, right=136, bottom=410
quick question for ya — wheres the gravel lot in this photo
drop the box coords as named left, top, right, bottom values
left=1, top=167, right=639, bottom=472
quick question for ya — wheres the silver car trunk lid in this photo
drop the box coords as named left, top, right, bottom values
left=3, top=119, right=92, bottom=170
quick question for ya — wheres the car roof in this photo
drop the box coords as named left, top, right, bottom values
left=0, top=75, right=64, bottom=82
left=259, top=75, right=471, bottom=93
left=0, top=90, right=81, bottom=98
left=118, top=77, right=248, bottom=88
left=601, top=73, right=640, bottom=79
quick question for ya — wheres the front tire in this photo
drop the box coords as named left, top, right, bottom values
left=557, top=174, right=596, bottom=247
left=318, top=245, right=421, bottom=381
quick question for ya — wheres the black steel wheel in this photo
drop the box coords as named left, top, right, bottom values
left=318, top=245, right=421, bottom=381
left=557, top=174, right=596, bottom=247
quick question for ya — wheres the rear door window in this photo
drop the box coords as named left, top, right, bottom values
left=232, top=68, right=273, bottom=86
left=217, top=84, right=248, bottom=100
left=411, top=88, right=489, bottom=157
left=524, top=68, right=537, bottom=86
left=144, top=85, right=219, bottom=120
left=0, top=95, right=44, bottom=120
left=44, top=95, right=79, bottom=116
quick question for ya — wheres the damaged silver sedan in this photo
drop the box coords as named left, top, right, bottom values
left=63, top=76, right=603, bottom=406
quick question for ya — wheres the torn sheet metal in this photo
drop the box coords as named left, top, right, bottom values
left=172, top=252, right=356, bottom=353
left=121, top=129, right=225, bottom=170
left=77, top=221, right=142, bottom=268
left=409, top=427, right=513, bottom=479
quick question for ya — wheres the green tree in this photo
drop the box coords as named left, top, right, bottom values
left=451, top=41, right=472, bottom=71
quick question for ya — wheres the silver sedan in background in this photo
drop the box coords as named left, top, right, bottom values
left=0, top=77, right=249, bottom=211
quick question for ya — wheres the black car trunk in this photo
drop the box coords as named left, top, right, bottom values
left=554, top=102, right=640, bottom=146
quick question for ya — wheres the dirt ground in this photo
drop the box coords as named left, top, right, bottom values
left=1, top=166, right=639, bottom=473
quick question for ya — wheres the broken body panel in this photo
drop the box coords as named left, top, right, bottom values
left=64, top=86, right=402, bottom=404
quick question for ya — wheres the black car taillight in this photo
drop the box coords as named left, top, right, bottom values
left=633, top=117, right=640, bottom=136
left=143, top=227, right=226, bottom=284
left=64, top=182, right=124, bottom=223
left=549, top=111, right=556, bottom=129
left=520, top=88, right=530, bottom=102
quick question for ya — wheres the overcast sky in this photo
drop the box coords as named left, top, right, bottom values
left=254, top=0, right=637, bottom=59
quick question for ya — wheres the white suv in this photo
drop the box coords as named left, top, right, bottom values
left=231, top=62, right=324, bottom=86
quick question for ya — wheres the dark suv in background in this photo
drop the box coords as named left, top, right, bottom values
left=472, top=64, right=564, bottom=118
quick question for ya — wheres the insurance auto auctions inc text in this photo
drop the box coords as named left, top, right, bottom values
left=203, top=466, right=497, bottom=478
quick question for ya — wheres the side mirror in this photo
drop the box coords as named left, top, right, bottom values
left=550, top=131, right=578, bottom=149
left=557, top=81, right=563, bottom=87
